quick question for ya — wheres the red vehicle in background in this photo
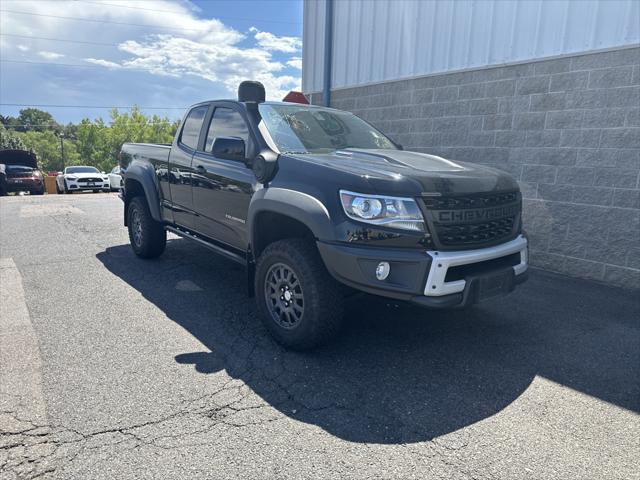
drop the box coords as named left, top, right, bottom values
left=0, top=149, right=45, bottom=196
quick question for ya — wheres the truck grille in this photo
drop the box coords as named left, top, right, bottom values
left=422, top=191, right=519, bottom=210
left=436, top=217, right=516, bottom=247
left=422, top=191, right=521, bottom=249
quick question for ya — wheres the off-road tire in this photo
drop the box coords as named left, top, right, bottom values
left=127, top=196, right=166, bottom=258
left=255, top=238, right=344, bottom=350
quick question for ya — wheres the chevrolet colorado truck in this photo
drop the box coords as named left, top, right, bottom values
left=119, top=81, right=528, bottom=349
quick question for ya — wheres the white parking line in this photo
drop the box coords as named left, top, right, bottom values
left=0, top=258, right=48, bottom=430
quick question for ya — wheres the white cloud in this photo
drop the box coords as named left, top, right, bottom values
left=104, top=34, right=300, bottom=99
left=1, top=0, right=301, bottom=100
left=250, top=27, right=302, bottom=53
left=85, top=58, right=122, bottom=69
left=38, top=51, right=65, bottom=60
left=17, top=44, right=30, bottom=52
left=287, top=57, right=302, bottom=70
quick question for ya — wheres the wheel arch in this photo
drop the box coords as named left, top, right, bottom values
left=247, top=188, right=334, bottom=260
left=246, top=188, right=335, bottom=298
left=123, top=164, right=161, bottom=225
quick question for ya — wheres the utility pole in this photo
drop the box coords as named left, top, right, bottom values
left=59, top=134, right=65, bottom=170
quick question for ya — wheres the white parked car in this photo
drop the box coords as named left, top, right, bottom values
left=108, top=166, right=123, bottom=191
left=56, top=166, right=110, bottom=194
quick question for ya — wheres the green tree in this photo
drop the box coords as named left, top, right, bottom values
left=17, top=130, right=80, bottom=172
left=4, top=106, right=179, bottom=172
left=0, top=124, right=27, bottom=150
left=12, top=108, right=61, bottom=133
left=75, top=107, right=179, bottom=172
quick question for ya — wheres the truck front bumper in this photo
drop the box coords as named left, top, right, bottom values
left=317, top=235, right=528, bottom=308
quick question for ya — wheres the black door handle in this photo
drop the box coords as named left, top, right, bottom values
left=195, top=165, right=206, bottom=172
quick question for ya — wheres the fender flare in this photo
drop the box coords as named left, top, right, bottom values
left=247, top=188, right=335, bottom=254
left=123, top=162, right=162, bottom=222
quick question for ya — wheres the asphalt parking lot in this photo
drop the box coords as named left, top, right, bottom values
left=1, top=193, right=638, bottom=480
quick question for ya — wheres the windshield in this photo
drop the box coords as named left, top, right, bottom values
left=259, top=104, right=396, bottom=154
left=6, top=165, right=34, bottom=173
left=66, top=166, right=99, bottom=174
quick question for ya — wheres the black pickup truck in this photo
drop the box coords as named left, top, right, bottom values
left=120, top=81, right=528, bottom=349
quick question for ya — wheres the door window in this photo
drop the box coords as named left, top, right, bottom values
left=204, top=108, right=249, bottom=155
left=179, top=105, right=208, bottom=150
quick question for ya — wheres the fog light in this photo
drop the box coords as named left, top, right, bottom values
left=375, top=262, right=390, bottom=280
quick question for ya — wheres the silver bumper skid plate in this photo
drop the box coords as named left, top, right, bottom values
left=424, top=235, right=528, bottom=296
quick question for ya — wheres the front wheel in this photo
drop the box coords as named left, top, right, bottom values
left=255, top=239, right=344, bottom=350
left=127, top=196, right=166, bottom=258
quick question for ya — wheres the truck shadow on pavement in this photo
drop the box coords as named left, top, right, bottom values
left=97, top=240, right=639, bottom=444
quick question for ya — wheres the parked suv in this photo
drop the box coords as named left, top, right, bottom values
left=0, top=149, right=44, bottom=195
left=2, top=165, right=45, bottom=195
left=119, top=81, right=528, bottom=349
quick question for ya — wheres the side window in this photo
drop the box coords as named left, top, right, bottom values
left=179, top=105, right=208, bottom=150
left=205, top=108, right=249, bottom=155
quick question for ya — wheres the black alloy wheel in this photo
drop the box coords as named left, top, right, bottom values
left=255, top=238, right=344, bottom=350
left=264, top=262, right=305, bottom=329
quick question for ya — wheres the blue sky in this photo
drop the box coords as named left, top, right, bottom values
left=0, top=0, right=303, bottom=124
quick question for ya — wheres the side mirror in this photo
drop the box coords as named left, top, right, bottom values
left=212, top=137, right=245, bottom=162
left=252, top=149, right=278, bottom=184
left=101, top=171, right=106, bottom=174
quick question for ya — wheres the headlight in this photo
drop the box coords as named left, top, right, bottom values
left=339, top=190, right=425, bottom=232
left=66, top=176, right=77, bottom=181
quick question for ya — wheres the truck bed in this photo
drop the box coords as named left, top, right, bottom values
left=120, top=143, right=171, bottom=165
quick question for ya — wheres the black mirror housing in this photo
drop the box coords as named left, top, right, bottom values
left=212, top=137, right=245, bottom=162
left=252, top=149, right=278, bottom=184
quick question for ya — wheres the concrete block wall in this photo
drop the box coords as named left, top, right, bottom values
left=309, top=46, right=640, bottom=289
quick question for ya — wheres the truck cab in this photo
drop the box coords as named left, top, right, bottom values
left=120, top=81, right=528, bottom=350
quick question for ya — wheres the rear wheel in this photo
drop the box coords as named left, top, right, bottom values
left=255, top=239, right=344, bottom=350
left=127, top=196, right=166, bottom=258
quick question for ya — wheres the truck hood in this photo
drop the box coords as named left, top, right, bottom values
left=289, top=148, right=519, bottom=196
